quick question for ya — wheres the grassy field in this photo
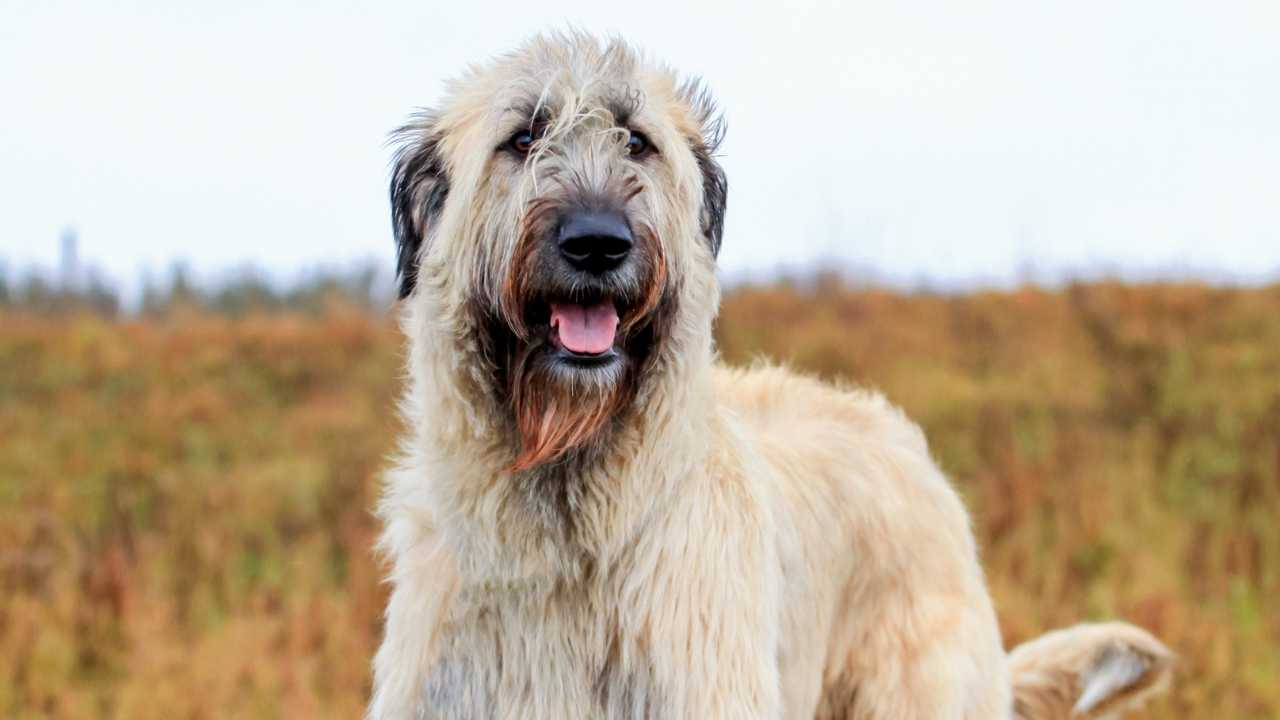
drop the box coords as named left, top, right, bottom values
left=2, top=280, right=1278, bottom=718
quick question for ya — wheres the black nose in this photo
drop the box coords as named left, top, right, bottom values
left=557, top=210, right=633, bottom=274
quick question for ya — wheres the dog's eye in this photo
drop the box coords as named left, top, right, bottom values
left=509, top=130, right=535, bottom=155
left=626, top=131, right=653, bottom=158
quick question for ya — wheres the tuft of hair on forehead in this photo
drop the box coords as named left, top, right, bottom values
left=490, top=32, right=652, bottom=147
left=509, top=30, right=644, bottom=85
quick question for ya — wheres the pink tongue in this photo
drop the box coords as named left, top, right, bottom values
left=550, top=301, right=619, bottom=354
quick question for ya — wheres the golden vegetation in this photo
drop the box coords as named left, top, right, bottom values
left=2, top=280, right=1278, bottom=718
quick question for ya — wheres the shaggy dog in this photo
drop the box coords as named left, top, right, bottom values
left=369, top=33, right=1173, bottom=719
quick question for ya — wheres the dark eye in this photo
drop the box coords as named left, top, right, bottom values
left=626, top=131, right=653, bottom=158
left=509, top=130, right=534, bottom=154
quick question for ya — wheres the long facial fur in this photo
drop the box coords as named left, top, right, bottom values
left=387, top=32, right=726, bottom=548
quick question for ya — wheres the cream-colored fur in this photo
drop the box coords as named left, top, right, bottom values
left=369, top=32, right=1172, bottom=719
left=1008, top=623, right=1175, bottom=719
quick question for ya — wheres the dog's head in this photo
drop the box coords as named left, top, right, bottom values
left=391, top=33, right=726, bottom=471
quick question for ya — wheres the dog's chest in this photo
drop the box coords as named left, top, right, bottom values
left=419, top=584, right=666, bottom=720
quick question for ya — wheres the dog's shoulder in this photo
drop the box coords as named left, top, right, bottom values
left=711, top=361, right=975, bottom=549
left=711, top=361, right=928, bottom=454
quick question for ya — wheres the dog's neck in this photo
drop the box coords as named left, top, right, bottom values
left=391, top=291, right=720, bottom=584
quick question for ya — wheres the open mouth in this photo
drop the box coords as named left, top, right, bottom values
left=548, top=300, right=620, bottom=366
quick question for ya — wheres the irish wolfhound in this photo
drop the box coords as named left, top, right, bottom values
left=370, top=32, right=1173, bottom=719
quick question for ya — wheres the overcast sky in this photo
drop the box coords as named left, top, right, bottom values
left=2, top=0, right=1278, bottom=292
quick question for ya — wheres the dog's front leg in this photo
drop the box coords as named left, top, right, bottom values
left=631, top=468, right=784, bottom=719
left=367, top=528, right=458, bottom=720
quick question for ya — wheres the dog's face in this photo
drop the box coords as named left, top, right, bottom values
left=391, top=34, right=726, bottom=471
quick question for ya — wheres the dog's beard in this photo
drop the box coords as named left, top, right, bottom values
left=506, top=341, right=630, bottom=472
left=489, top=201, right=669, bottom=473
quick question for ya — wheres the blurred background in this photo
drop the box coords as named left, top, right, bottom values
left=2, top=1, right=1278, bottom=718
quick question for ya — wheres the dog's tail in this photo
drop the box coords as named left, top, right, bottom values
left=1008, top=622, right=1175, bottom=719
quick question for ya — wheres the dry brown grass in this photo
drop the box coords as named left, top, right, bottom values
left=2, top=280, right=1278, bottom=718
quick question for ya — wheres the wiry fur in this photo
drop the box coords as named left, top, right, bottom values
left=370, top=32, right=1173, bottom=719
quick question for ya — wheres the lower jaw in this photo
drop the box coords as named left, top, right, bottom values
left=551, top=346, right=620, bottom=368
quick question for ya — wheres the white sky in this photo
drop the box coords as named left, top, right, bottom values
left=2, top=0, right=1278, bottom=291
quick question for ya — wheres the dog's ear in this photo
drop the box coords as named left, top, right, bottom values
left=390, top=113, right=449, bottom=299
left=681, top=82, right=728, bottom=258
left=694, top=140, right=727, bottom=259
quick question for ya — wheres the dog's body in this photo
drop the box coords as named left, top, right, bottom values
left=370, top=33, right=1172, bottom=719
left=375, top=363, right=1008, bottom=718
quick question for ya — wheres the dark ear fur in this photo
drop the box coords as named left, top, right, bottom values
left=695, top=143, right=728, bottom=258
left=389, top=113, right=449, bottom=299
left=681, top=81, right=728, bottom=258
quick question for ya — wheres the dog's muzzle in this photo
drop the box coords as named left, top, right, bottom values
left=537, top=208, right=637, bottom=361
left=556, top=209, right=634, bottom=275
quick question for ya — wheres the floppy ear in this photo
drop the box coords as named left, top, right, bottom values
left=389, top=113, right=449, bottom=299
left=681, top=82, right=728, bottom=258
left=694, top=140, right=727, bottom=258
